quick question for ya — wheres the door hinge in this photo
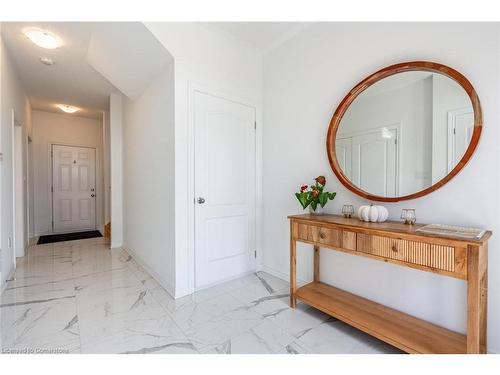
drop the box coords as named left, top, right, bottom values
left=51, top=186, right=53, bottom=192
left=254, top=250, right=257, bottom=258
left=453, top=127, right=456, bottom=135
left=254, top=121, right=257, bottom=130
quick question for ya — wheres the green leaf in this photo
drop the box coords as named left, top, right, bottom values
left=295, top=192, right=310, bottom=209
left=328, top=192, right=337, bottom=200
left=318, top=192, right=328, bottom=207
left=310, top=200, right=317, bottom=210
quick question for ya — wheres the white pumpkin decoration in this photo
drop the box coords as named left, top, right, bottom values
left=357, top=204, right=389, bottom=223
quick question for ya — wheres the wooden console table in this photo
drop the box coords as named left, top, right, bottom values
left=289, top=214, right=491, bottom=354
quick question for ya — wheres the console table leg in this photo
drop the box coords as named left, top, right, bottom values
left=290, top=236, right=297, bottom=308
left=314, top=245, right=320, bottom=282
left=467, top=244, right=488, bottom=354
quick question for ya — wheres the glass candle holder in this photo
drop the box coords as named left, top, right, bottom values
left=342, top=204, right=354, bottom=218
left=401, top=208, right=416, bottom=225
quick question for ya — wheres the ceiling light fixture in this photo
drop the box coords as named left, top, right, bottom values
left=39, top=57, right=55, bottom=66
left=56, top=104, right=80, bottom=114
left=23, top=27, right=63, bottom=49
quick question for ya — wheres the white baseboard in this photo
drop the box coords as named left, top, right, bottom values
left=1, top=267, right=16, bottom=295
left=121, top=246, right=176, bottom=299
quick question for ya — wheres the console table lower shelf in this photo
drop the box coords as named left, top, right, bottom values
left=296, top=281, right=466, bottom=354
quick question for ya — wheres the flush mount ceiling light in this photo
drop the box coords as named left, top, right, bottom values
left=56, top=104, right=79, bottom=114
left=39, top=57, right=55, bottom=66
left=23, top=27, right=63, bottom=49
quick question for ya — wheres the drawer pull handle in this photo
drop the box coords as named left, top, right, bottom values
left=391, top=245, right=398, bottom=252
left=319, top=232, right=326, bottom=239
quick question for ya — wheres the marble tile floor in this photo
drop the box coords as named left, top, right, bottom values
left=0, top=238, right=403, bottom=354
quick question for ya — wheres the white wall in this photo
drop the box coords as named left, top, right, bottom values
left=32, top=110, right=104, bottom=235
left=110, top=93, right=123, bottom=248
left=0, top=31, right=31, bottom=289
left=13, top=124, right=24, bottom=257
left=122, top=63, right=176, bottom=294
left=145, top=23, right=263, bottom=297
left=262, top=23, right=500, bottom=352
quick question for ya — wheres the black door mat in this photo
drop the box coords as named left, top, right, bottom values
left=37, top=230, right=103, bottom=244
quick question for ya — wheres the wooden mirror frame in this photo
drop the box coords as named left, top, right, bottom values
left=326, top=61, right=483, bottom=202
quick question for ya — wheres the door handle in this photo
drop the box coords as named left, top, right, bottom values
left=91, top=194, right=95, bottom=198
left=197, top=197, right=206, bottom=204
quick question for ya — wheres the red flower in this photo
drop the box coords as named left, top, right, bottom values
left=300, top=184, right=308, bottom=192
left=315, top=176, right=326, bottom=186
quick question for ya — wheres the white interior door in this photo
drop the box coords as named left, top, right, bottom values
left=352, top=129, right=398, bottom=197
left=52, top=145, right=96, bottom=233
left=194, top=91, right=256, bottom=289
left=335, top=137, right=352, bottom=180
left=448, top=108, right=474, bottom=172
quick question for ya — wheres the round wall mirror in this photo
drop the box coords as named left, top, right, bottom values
left=326, top=61, right=482, bottom=202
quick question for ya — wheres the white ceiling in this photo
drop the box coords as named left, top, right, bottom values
left=204, top=22, right=310, bottom=53
left=1, top=22, right=172, bottom=119
left=87, top=23, right=172, bottom=100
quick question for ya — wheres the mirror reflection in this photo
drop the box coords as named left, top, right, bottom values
left=335, top=71, right=474, bottom=198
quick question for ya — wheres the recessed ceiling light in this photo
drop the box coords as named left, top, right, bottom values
left=23, top=27, right=63, bottom=49
left=39, top=57, right=55, bottom=66
left=56, top=104, right=79, bottom=114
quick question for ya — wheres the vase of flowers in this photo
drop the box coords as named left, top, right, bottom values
left=295, top=176, right=336, bottom=215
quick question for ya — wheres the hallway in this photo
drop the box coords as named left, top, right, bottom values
left=0, top=239, right=400, bottom=354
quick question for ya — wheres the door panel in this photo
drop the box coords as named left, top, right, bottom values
left=194, top=92, right=256, bottom=289
left=52, top=145, right=96, bottom=233
left=352, top=129, right=398, bottom=197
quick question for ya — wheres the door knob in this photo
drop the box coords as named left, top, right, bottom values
left=197, top=197, right=206, bottom=204
left=91, top=194, right=95, bottom=198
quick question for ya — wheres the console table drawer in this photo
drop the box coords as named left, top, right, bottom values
left=357, top=234, right=456, bottom=273
left=296, top=223, right=342, bottom=247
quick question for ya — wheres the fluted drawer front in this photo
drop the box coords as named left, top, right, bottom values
left=429, top=244, right=456, bottom=272
left=357, top=234, right=456, bottom=273
left=296, top=224, right=342, bottom=247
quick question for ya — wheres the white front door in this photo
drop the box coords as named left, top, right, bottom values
left=351, top=129, right=398, bottom=197
left=52, top=145, right=96, bottom=233
left=194, top=91, right=256, bottom=289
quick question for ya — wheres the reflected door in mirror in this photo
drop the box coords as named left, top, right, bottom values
left=447, top=108, right=474, bottom=175
left=336, top=128, right=397, bottom=197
